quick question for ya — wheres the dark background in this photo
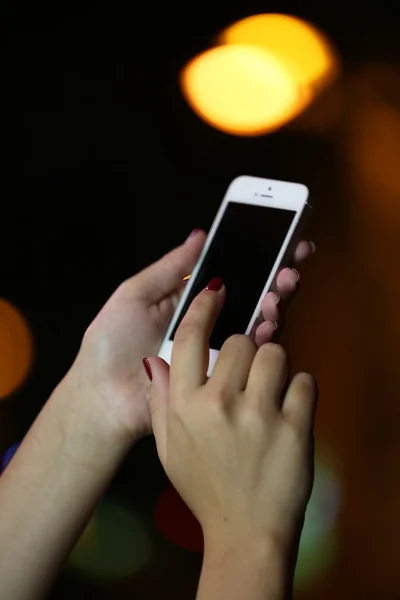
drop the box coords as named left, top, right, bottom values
left=1, top=2, right=400, bottom=598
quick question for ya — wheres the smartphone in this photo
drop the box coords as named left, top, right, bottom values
left=158, top=175, right=311, bottom=374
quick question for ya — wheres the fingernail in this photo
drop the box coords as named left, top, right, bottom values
left=206, top=277, right=224, bottom=291
left=273, top=291, right=282, bottom=309
left=292, top=268, right=300, bottom=282
left=273, top=320, right=279, bottom=330
left=142, top=358, right=153, bottom=382
left=309, top=241, right=316, bottom=254
left=186, top=228, right=201, bottom=242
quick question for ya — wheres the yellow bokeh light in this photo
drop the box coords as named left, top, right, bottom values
left=0, top=299, right=33, bottom=399
left=220, top=14, right=338, bottom=91
left=181, top=44, right=307, bottom=136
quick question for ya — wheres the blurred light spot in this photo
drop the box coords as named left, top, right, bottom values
left=295, top=458, right=341, bottom=589
left=220, top=14, right=338, bottom=93
left=343, top=65, right=400, bottom=247
left=352, top=104, right=400, bottom=197
left=1, top=442, right=20, bottom=472
left=183, top=274, right=191, bottom=281
left=347, top=67, right=400, bottom=221
left=154, top=485, right=203, bottom=552
left=180, top=44, right=306, bottom=136
left=68, top=499, right=152, bottom=581
left=0, top=300, right=33, bottom=400
left=296, top=528, right=338, bottom=589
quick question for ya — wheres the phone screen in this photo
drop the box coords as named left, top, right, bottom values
left=170, top=201, right=296, bottom=350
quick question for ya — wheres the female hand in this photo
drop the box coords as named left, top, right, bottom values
left=146, top=279, right=317, bottom=556
left=66, top=230, right=314, bottom=448
left=0, top=231, right=314, bottom=600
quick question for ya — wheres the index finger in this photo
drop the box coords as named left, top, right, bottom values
left=170, top=277, right=225, bottom=396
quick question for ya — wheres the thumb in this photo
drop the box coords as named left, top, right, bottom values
left=136, top=229, right=206, bottom=304
left=143, top=356, right=170, bottom=465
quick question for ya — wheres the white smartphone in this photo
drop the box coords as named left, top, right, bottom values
left=158, top=175, right=311, bottom=374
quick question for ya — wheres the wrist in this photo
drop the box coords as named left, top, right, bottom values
left=204, top=530, right=294, bottom=566
left=203, top=516, right=301, bottom=559
left=0, top=368, right=135, bottom=600
left=45, top=365, right=136, bottom=475
left=200, top=534, right=295, bottom=600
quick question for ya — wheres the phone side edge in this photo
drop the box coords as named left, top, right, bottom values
left=246, top=197, right=311, bottom=337
left=157, top=188, right=232, bottom=354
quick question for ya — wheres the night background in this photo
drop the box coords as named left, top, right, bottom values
left=1, top=2, right=400, bottom=598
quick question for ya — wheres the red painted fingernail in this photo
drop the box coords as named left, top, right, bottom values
left=292, top=268, right=300, bottom=282
left=186, top=228, right=201, bottom=242
left=142, top=358, right=153, bottom=382
left=206, top=277, right=224, bottom=291
left=309, top=241, right=316, bottom=253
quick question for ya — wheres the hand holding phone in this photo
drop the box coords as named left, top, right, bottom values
left=147, top=264, right=317, bottom=600
left=158, top=176, right=311, bottom=373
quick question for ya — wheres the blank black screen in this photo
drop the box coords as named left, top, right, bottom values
left=170, top=201, right=296, bottom=349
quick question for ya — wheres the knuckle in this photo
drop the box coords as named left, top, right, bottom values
left=259, top=342, right=288, bottom=363
left=293, top=372, right=317, bottom=399
left=117, top=276, right=135, bottom=293
left=240, top=406, right=265, bottom=435
left=212, top=385, right=234, bottom=406
left=162, top=251, right=185, bottom=280
left=114, top=276, right=141, bottom=301
left=174, top=320, right=201, bottom=345
left=283, top=373, right=318, bottom=431
left=224, top=333, right=255, bottom=353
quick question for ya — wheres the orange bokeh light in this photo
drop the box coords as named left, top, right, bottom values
left=180, top=44, right=307, bottom=136
left=0, top=299, right=33, bottom=399
left=220, top=14, right=338, bottom=91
